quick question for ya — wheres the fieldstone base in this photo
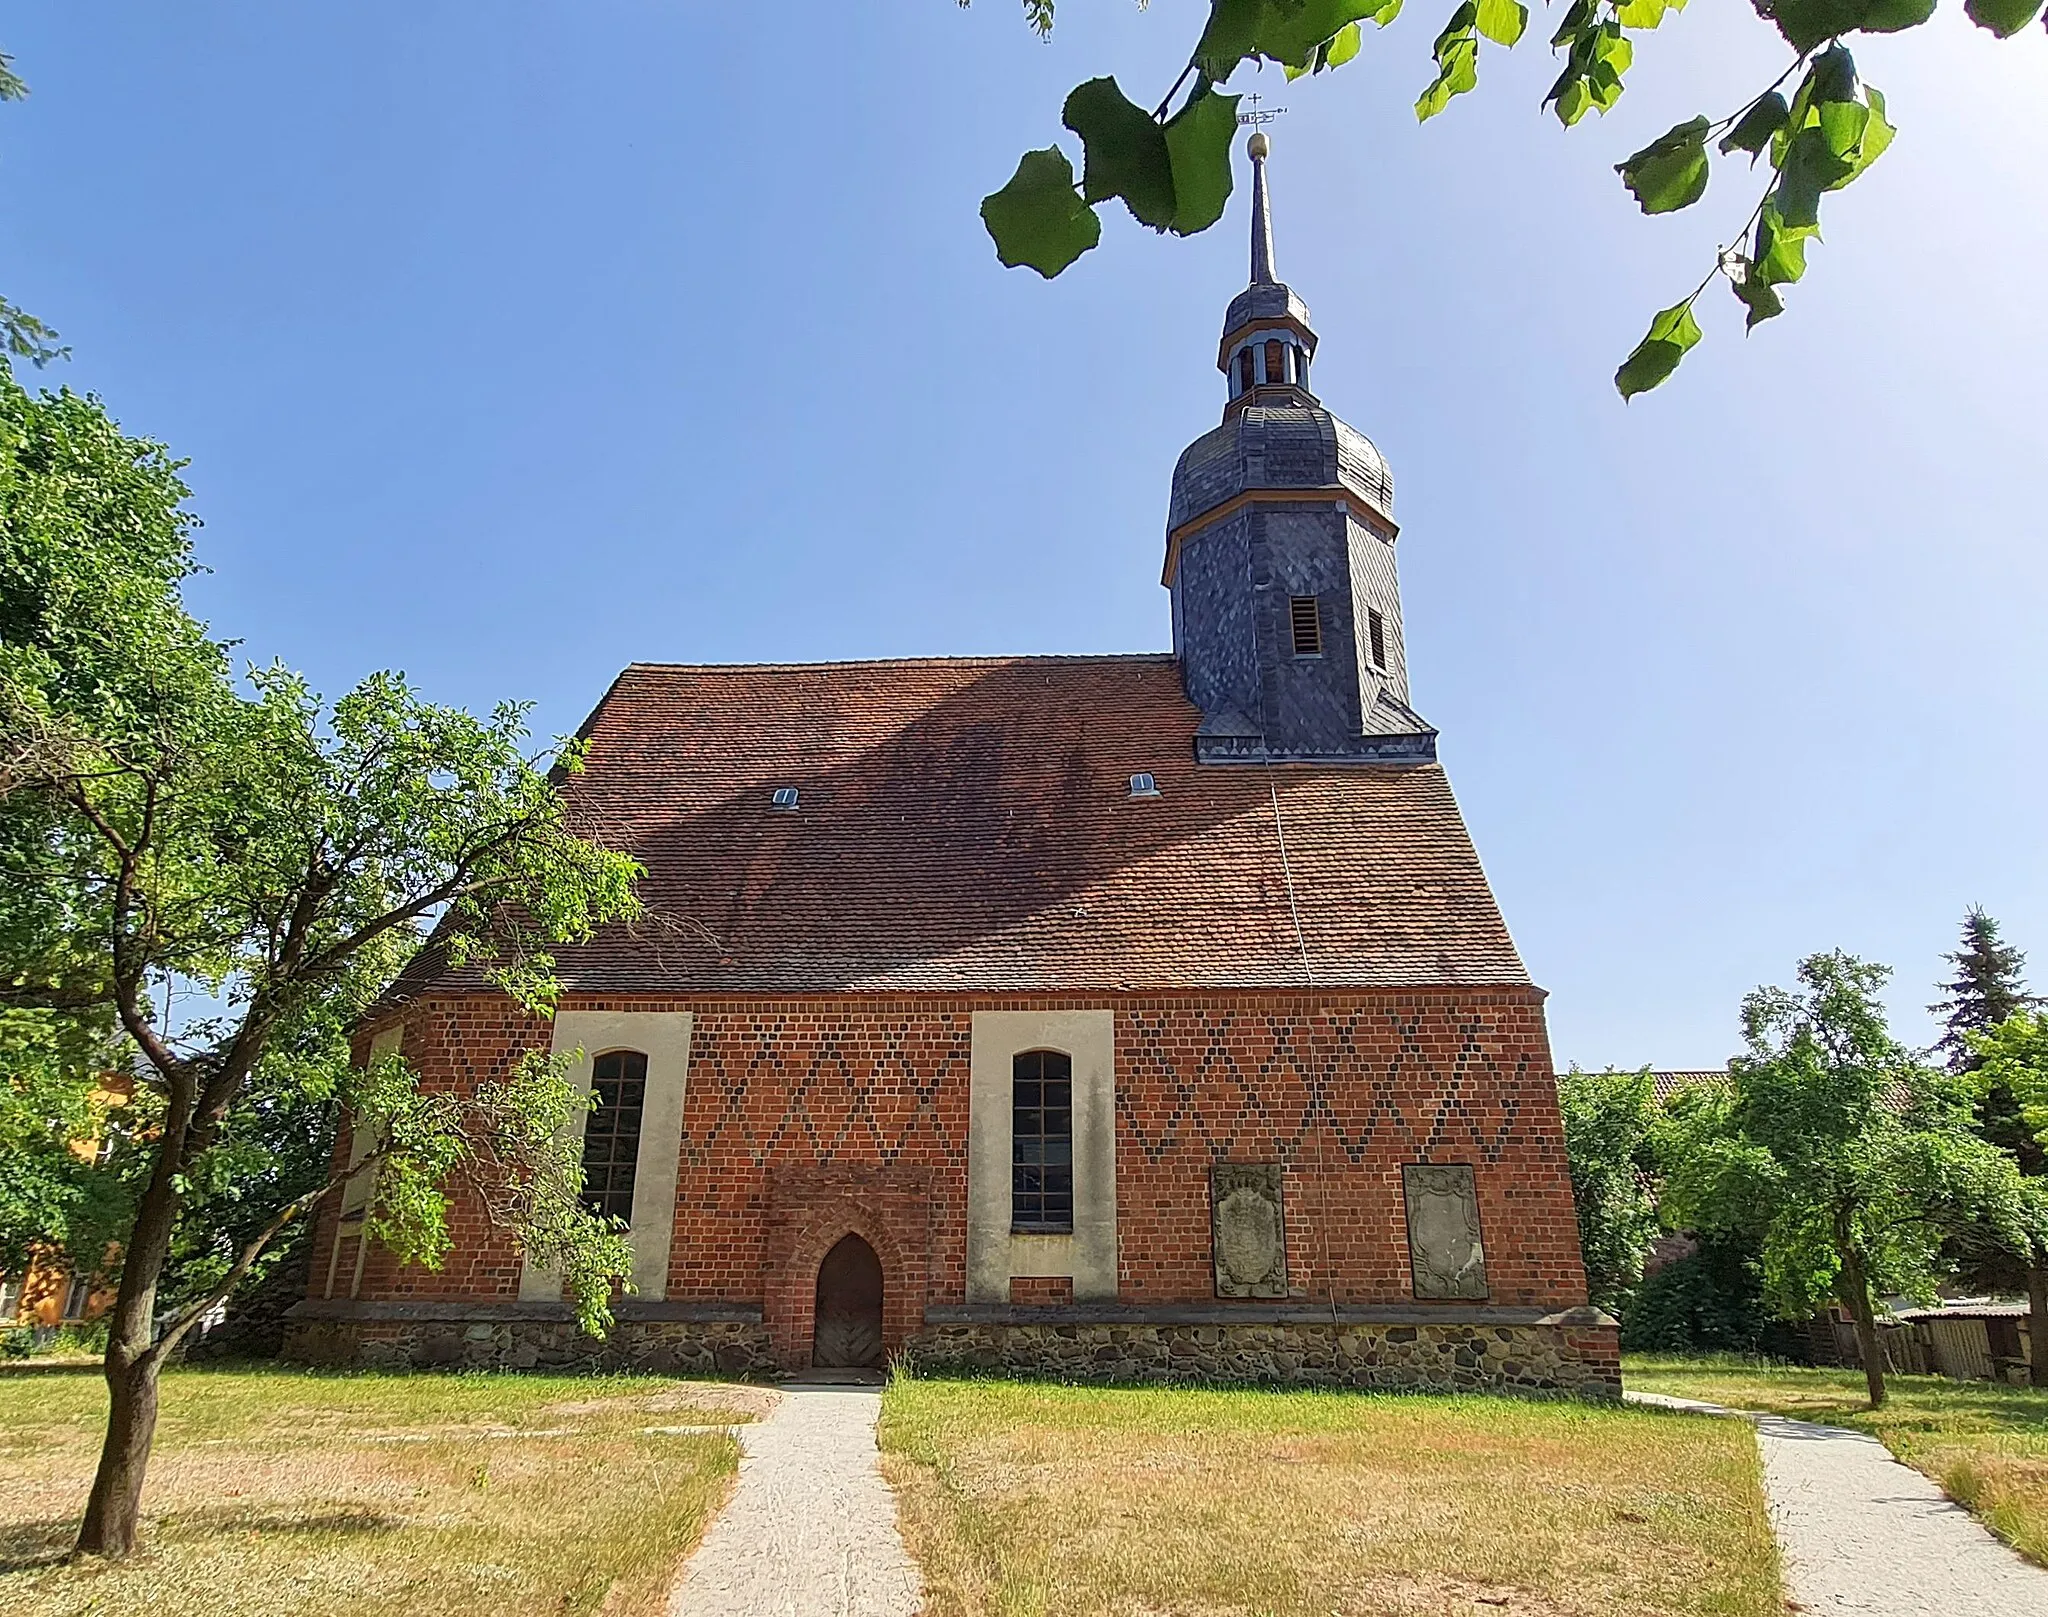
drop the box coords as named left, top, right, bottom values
left=903, top=1317, right=1621, bottom=1399
left=280, top=1300, right=1619, bottom=1398
left=281, top=1307, right=777, bottom=1376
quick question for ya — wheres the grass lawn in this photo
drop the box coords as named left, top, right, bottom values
left=0, top=1361, right=770, bottom=1617
left=879, top=1375, right=1782, bottom=1617
left=1626, top=1352, right=2048, bottom=1566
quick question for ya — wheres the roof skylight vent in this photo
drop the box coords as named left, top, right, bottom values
left=1128, top=773, right=1162, bottom=799
left=770, top=787, right=800, bottom=811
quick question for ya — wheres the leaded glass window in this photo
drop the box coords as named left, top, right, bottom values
left=1012, top=1049, right=1074, bottom=1233
left=580, top=1050, right=646, bottom=1225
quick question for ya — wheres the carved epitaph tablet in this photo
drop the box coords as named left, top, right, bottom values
left=1212, top=1164, right=1287, bottom=1298
left=1402, top=1163, right=1488, bottom=1300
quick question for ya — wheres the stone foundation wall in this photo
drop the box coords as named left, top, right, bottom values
left=904, top=1319, right=1621, bottom=1399
left=281, top=1302, right=1619, bottom=1400
left=281, top=1315, right=778, bottom=1377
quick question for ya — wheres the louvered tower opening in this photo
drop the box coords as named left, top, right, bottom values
left=1289, top=596, right=1322, bottom=657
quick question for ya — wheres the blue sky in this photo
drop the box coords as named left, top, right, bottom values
left=5, top=2, right=2044, bottom=1067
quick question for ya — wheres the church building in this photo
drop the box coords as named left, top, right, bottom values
left=286, top=136, right=1618, bottom=1396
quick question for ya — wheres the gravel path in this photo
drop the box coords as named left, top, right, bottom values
left=667, top=1383, right=923, bottom=1617
left=1628, top=1390, right=2048, bottom=1615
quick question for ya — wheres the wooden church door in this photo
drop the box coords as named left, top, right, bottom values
left=812, top=1233, right=885, bottom=1369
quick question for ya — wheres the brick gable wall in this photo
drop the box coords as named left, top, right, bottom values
left=311, top=984, right=1588, bottom=1333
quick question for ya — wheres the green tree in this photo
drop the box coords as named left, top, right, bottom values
left=0, top=1018, right=131, bottom=1281
left=1970, top=1008, right=2048, bottom=1385
left=1933, top=907, right=2038, bottom=1072
left=0, top=50, right=64, bottom=365
left=978, top=0, right=2044, bottom=395
left=1663, top=950, right=2040, bottom=1408
left=1931, top=910, right=2047, bottom=1380
left=1556, top=1065, right=1662, bottom=1314
left=0, top=360, right=641, bottom=1557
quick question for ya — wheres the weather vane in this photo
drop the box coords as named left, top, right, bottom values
left=1237, top=92, right=1288, bottom=128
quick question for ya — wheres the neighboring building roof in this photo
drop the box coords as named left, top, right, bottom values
left=1650, top=1070, right=1728, bottom=1105
left=1889, top=1302, right=2031, bottom=1321
left=386, top=654, right=1529, bottom=1001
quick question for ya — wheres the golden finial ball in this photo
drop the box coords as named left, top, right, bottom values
left=1248, top=130, right=1270, bottom=160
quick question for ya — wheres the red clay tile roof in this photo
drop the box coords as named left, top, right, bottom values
left=1650, top=1070, right=1728, bottom=1104
left=390, top=655, right=1529, bottom=998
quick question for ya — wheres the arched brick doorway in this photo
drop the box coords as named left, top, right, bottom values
left=812, top=1233, right=885, bottom=1369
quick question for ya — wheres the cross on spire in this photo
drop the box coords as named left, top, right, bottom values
left=1237, top=92, right=1288, bottom=128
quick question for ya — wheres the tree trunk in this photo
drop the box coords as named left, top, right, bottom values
left=2029, top=1265, right=2048, bottom=1389
left=74, top=1346, right=163, bottom=1556
left=73, top=1114, right=186, bottom=1558
left=1838, top=1246, right=1887, bottom=1410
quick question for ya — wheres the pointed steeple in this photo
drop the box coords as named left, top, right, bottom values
left=1164, top=129, right=1430, bottom=767
left=1249, top=129, right=1277, bottom=285
left=1215, top=132, right=1318, bottom=418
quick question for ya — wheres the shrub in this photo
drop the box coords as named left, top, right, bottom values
left=1620, top=1235, right=1806, bottom=1358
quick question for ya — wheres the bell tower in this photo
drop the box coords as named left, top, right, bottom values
left=1166, top=132, right=1436, bottom=766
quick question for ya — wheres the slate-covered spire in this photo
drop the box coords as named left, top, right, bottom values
left=1162, top=132, right=1437, bottom=767
left=1216, top=131, right=1317, bottom=416
left=1249, top=129, right=1277, bottom=285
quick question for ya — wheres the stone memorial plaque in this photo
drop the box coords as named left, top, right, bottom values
left=1211, top=1163, right=1288, bottom=1298
left=1402, top=1163, right=1488, bottom=1300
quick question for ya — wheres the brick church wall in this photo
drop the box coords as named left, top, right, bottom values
left=292, top=984, right=1608, bottom=1394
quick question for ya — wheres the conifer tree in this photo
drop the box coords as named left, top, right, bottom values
left=1932, top=907, right=2039, bottom=1073
left=1932, top=909, right=2048, bottom=1382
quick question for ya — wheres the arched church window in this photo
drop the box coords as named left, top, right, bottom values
left=1265, top=339, right=1287, bottom=385
left=581, top=1050, right=647, bottom=1225
left=1011, top=1050, right=1073, bottom=1233
left=1236, top=348, right=1255, bottom=394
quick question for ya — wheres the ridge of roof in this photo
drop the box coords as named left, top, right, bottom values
left=619, top=652, right=1177, bottom=675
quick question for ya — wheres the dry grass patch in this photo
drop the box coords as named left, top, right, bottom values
left=880, top=1375, right=1781, bottom=1617
left=0, top=1362, right=763, bottom=1617
left=1626, top=1353, right=2048, bottom=1566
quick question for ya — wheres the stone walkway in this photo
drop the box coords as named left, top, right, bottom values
left=1628, top=1390, right=2048, bottom=1615
left=667, top=1382, right=923, bottom=1617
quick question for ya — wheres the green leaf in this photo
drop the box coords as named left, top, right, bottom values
left=1062, top=76, right=1178, bottom=230
left=1730, top=264, right=1786, bottom=328
left=1860, top=0, right=1938, bottom=29
left=1264, top=0, right=1403, bottom=63
left=1720, top=93, right=1790, bottom=156
left=1476, top=0, right=1529, bottom=45
left=1163, top=86, right=1243, bottom=234
left=1810, top=41, right=1859, bottom=104
left=1416, top=3, right=1481, bottom=120
left=1, top=297, right=66, bottom=367
left=1328, top=19, right=1366, bottom=63
left=1616, top=0, right=1687, bottom=24
left=1817, top=98, right=1871, bottom=163
left=1199, top=0, right=1402, bottom=77
left=1617, top=116, right=1712, bottom=214
left=1774, top=126, right=1851, bottom=230
left=1842, top=84, right=1895, bottom=182
left=1751, top=0, right=1861, bottom=54
left=981, top=147, right=1103, bottom=277
left=1545, top=19, right=1632, bottom=126
left=1193, top=0, right=1263, bottom=79
left=1964, top=0, right=2045, bottom=33
left=1751, top=202, right=1811, bottom=287
left=1615, top=299, right=1703, bottom=398
left=1550, top=0, right=1596, bottom=46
